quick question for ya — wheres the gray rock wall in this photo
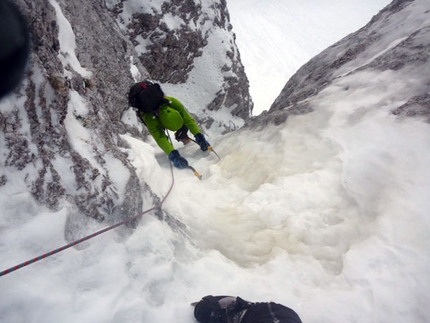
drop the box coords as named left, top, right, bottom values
left=1, top=0, right=146, bottom=224
left=0, top=0, right=252, bottom=232
left=257, top=0, right=429, bottom=126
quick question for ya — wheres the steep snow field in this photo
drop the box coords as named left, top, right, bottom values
left=228, top=0, right=392, bottom=115
left=1, top=1, right=430, bottom=323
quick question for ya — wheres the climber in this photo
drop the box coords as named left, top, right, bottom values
left=128, top=81, right=210, bottom=169
left=193, top=295, right=303, bottom=323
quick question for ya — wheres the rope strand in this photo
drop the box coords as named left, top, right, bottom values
left=0, top=158, right=176, bottom=278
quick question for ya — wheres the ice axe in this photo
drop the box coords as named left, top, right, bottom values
left=188, top=138, right=221, bottom=161
left=207, top=146, right=221, bottom=161
left=188, top=165, right=202, bottom=180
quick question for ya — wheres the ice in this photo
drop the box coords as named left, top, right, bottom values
left=1, top=1, right=429, bottom=323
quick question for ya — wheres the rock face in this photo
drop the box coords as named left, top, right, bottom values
left=254, top=0, right=430, bottom=126
left=1, top=0, right=146, bottom=225
left=0, top=0, right=251, bottom=232
left=125, top=1, right=210, bottom=83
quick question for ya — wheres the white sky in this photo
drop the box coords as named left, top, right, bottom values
left=228, top=0, right=392, bottom=115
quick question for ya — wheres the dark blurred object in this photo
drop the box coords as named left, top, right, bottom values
left=0, top=0, right=30, bottom=99
left=193, top=295, right=303, bottom=323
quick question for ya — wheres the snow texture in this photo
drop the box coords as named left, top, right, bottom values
left=1, top=1, right=430, bottom=323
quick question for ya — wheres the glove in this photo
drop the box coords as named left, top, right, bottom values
left=175, top=125, right=189, bottom=141
left=168, top=150, right=189, bottom=169
left=195, top=133, right=210, bottom=151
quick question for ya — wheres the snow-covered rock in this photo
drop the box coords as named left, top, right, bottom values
left=257, top=0, right=430, bottom=125
left=106, top=0, right=252, bottom=126
left=0, top=0, right=251, bottom=229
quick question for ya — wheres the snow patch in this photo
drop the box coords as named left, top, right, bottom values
left=49, top=0, right=92, bottom=78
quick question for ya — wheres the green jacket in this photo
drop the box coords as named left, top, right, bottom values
left=139, top=96, right=201, bottom=155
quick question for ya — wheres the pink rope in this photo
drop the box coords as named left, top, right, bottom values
left=0, top=160, right=176, bottom=278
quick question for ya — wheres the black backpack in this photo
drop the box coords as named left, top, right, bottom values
left=128, top=80, right=165, bottom=113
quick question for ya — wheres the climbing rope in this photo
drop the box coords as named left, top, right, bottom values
left=0, top=158, right=176, bottom=278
